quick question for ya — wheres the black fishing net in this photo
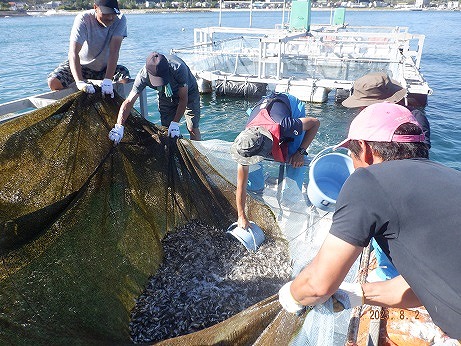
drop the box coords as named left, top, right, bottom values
left=0, top=90, right=305, bottom=345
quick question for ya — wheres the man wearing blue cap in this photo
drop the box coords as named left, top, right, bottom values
left=48, top=0, right=129, bottom=97
left=109, top=52, right=201, bottom=142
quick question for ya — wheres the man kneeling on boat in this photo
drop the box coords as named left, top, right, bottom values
left=230, top=92, right=320, bottom=231
left=47, top=0, right=130, bottom=97
left=278, top=102, right=461, bottom=340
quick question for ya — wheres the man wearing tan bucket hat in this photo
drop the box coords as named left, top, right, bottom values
left=343, top=72, right=432, bottom=283
left=342, top=72, right=431, bottom=148
left=278, top=102, right=461, bottom=340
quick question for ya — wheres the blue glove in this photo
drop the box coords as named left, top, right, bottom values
left=76, top=81, right=95, bottom=94
left=278, top=281, right=305, bottom=314
left=168, top=121, right=181, bottom=138
left=101, top=78, right=114, bottom=98
left=109, top=124, right=124, bottom=145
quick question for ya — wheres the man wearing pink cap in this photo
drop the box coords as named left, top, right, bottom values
left=278, top=102, right=461, bottom=339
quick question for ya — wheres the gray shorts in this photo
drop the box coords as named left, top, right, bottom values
left=48, top=60, right=130, bottom=88
left=158, top=96, right=200, bottom=130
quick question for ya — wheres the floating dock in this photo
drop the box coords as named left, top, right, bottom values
left=172, top=6, right=432, bottom=105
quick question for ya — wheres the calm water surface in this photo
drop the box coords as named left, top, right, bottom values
left=1, top=10, right=460, bottom=169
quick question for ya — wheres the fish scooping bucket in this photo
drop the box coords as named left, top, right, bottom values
left=307, top=146, right=354, bottom=212
left=226, top=221, right=265, bottom=251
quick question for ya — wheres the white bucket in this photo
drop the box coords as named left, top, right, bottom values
left=307, top=147, right=354, bottom=212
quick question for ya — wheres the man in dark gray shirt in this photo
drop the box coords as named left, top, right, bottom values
left=278, top=102, right=461, bottom=340
left=109, top=52, right=201, bottom=142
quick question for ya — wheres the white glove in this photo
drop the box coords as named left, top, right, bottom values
left=168, top=121, right=181, bottom=138
left=76, top=81, right=95, bottom=94
left=278, top=281, right=305, bottom=314
left=101, top=78, right=114, bottom=98
left=109, top=124, right=124, bottom=145
left=336, top=282, right=364, bottom=309
left=433, top=338, right=461, bottom=345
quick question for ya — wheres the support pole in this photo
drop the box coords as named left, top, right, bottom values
left=249, top=0, right=253, bottom=28
left=345, top=244, right=371, bottom=345
left=218, top=0, right=222, bottom=27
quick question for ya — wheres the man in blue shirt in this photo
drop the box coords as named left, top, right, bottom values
left=230, top=92, right=320, bottom=230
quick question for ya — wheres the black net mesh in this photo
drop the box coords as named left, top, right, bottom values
left=0, top=91, right=302, bottom=345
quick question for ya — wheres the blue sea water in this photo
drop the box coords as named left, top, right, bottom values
left=1, top=9, right=460, bottom=169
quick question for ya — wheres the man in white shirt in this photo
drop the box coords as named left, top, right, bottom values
left=47, top=0, right=129, bottom=98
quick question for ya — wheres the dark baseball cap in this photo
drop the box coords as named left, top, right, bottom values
left=95, top=0, right=120, bottom=14
left=146, top=52, right=170, bottom=87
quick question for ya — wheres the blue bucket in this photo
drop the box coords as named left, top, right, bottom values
left=307, top=147, right=354, bottom=212
left=226, top=221, right=265, bottom=251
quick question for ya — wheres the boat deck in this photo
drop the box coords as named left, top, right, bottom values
left=0, top=80, right=147, bottom=122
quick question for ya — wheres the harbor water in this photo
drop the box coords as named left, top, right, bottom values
left=0, top=9, right=460, bottom=169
